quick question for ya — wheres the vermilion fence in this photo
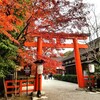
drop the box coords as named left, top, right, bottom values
left=5, top=79, right=34, bottom=95
left=84, top=75, right=95, bottom=87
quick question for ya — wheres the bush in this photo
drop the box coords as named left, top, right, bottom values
left=53, top=74, right=77, bottom=83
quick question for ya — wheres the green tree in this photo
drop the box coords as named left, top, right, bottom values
left=64, top=50, right=73, bottom=57
left=0, top=34, right=18, bottom=77
left=0, top=0, right=33, bottom=77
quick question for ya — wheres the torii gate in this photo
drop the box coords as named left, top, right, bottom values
left=24, top=32, right=88, bottom=92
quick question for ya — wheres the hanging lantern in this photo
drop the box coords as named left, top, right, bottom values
left=34, top=60, right=45, bottom=74
left=88, top=64, right=95, bottom=73
left=37, top=64, right=43, bottom=74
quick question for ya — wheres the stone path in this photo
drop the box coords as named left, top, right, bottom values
left=42, top=78, right=100, bottom=100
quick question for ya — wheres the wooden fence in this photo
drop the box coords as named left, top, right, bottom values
left=84, top=75, right=95, bottom=87
left=5, top=79, right=34, bottom=96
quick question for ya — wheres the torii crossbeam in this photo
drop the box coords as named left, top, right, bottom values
left=25, top=32, right=88, bottom=48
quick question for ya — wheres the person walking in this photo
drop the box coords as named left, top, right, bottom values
left=49, top=72, right=53, bottom=79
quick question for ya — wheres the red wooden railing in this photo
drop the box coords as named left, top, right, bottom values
left=5, top=79, right=34, bottom=95
left=84, top=75, right=95, bottom=87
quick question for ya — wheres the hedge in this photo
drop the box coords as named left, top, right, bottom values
left=53, top=74, right=77, bottom=83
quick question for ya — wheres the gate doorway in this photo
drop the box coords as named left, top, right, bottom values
left=24, top=32, right=88, bottom=91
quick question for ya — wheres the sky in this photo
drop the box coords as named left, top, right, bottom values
left=84, top=0, right=100, bottom=39
left=60, top=0, right=100, bottom=53
left=84, top=0, right=100, bottom=15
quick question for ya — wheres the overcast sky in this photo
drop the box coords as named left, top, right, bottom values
left=60, top=0, right=100, bottom=53
left=84, top=0, right=100, bottom=15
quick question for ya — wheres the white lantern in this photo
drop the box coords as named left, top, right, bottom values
left=88, top=64, right=95, bottom=73
left=37, top=64, right=43, bottom=74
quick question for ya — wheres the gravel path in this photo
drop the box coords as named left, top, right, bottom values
left=42, top=78, right=100, bottom=100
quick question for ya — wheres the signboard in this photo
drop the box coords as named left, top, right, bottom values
left=24, top=66, right=31, bottom=76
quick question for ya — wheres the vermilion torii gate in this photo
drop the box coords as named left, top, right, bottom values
left=24, top=32, right=88, bottom=91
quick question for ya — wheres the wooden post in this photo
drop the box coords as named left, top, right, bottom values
left=15, top=69, right=17, bottom=96
left=19, top=80, right=22, bottom=96
left=73, top=38, right=85, bottom=88
left=37, top=37, right=43, bottom=91
left=34, top=37, right=43, bottom=91
left=3, top=78, right=8, bottom=100
left=34, top=68, right=38, bottom=91
left=26, top=77, right=28, bottom=96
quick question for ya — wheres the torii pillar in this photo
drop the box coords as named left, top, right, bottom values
left=34, top=37, right=43, bottom=91
left=73, top=38, right=84, bottom=88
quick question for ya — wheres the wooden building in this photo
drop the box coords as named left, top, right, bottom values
left=62, top=37, right=100, bottom=75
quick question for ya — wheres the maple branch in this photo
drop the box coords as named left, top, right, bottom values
left=16, top=16, right=32, bottom=40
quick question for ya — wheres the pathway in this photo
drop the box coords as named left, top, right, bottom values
left=42, top=78, right=100, bottom=100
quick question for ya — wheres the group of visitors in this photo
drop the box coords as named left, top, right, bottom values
left=44, top=72, right=53, bottom=80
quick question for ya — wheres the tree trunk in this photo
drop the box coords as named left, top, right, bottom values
left=3, top=78, right=8, bottom=100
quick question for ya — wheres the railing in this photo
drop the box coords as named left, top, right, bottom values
left=5, top=79, right=34, bottom=96
left=84, top=75, right=95, bottom=87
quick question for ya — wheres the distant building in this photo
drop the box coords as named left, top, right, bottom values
left=56, top=66, right=65, bottom=75
left=52, top=57, right=65, bottom=75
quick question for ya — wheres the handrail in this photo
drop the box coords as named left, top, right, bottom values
left=5, top=79, right=34, bottom=95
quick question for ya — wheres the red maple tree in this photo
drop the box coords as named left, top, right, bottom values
left=0, top=0, right=89, bottom=74
left=18, top=0, right=89, bottom=74
left=0, top=0, right=34, bottom=43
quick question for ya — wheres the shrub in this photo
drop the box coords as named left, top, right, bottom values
left=53, top=74, right=77, bottom=83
